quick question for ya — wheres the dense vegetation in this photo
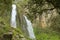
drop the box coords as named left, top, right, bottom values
left=0, top=0, right=60, bottom=40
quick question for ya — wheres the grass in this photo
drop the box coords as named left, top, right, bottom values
left=34, top=27, right=60, bottom=40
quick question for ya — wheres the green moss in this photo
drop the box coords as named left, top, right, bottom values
left=0, top=23, right=26, bottom=40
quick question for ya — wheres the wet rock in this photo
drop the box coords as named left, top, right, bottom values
left=3, top=32, right=13, bottom=40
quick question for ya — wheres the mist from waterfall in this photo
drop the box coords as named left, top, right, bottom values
left=11, top=4, right=17, bottom=28
left=23, top=15, right=36, bottom=39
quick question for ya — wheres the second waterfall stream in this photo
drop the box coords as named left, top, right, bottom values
left=23, top=15, right=36, bottom=40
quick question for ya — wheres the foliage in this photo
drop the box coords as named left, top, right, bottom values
left=34, top=27, right=60, bottom=40
left=46, top=0, right=60, bottom=8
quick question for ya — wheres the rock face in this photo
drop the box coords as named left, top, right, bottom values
left=40, top=9, right=58, bottom=28
left=24, top=1, right=59, bottom=28
left=3, top=33, right=12, bottom=40
left=40, top=2, right=58, bottom=28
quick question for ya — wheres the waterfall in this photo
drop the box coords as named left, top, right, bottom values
left=11, top=4, right=17, bottom=28
left=23, top=15, right=36, bottom=39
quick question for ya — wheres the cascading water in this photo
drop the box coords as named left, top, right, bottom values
left=23, top=15, right=36, bottom=40
left=11, top=4, right=17, bottom=28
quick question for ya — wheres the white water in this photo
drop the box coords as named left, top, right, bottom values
left=11, top=4, right=17, bottom=28
left=23, top=15, right=36, bottom=39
